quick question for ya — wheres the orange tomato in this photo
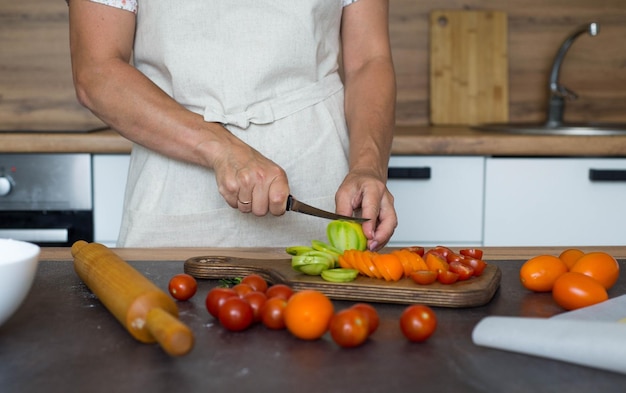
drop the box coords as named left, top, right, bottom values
left=372, top=253, right=404, bottom=282
left=284, top=290, right=334, bottom=340
left=558, top=248, right=585, bottom=270
left=552, top=272, right=608, bottom=310
left=519, top=255, right=568, bottom=292
left=569, top=251, right=620, bottom=289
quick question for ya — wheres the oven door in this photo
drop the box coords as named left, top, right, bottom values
left=0, top=153, right=94, bottom=247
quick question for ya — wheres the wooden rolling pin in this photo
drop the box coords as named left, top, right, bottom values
left=71, top=240, right=194, bottom=356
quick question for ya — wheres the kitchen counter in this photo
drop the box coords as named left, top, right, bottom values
left=2, top=246, right=626, bottom=393
left=3, top=126, right=626, bottom=156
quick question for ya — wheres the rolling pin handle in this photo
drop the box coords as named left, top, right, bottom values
left=146, top=308, right=195, bottom=357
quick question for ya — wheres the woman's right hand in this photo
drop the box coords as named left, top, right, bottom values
left=205, top=131, right=291, bottom=217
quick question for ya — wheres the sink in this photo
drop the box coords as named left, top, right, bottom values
left=473, top=123, right=626, bottom=136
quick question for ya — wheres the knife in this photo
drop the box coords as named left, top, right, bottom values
left=286, top=195, right=369, bottom=223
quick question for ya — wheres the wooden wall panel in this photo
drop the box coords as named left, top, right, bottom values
left=1, top=0, right=625, bottom=131
left=391, top=0, right=626, bottom=126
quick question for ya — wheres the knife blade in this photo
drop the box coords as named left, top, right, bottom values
left=286, top=195, right=369, bottom=223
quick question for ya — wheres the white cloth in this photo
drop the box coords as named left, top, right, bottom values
left=117, top=0, right=351, bottom=247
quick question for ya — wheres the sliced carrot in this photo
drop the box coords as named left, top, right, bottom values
left=425, top=252, right=449, bottom=272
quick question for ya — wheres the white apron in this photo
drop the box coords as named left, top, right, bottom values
left=118, top=0, right=351, bottom=247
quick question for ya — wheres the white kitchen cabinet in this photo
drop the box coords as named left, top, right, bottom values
left=386, top=156, right=485, bottom=247
left=484, top=157, right=626, bottom=246
left=92, top=154, right=130, bottom=247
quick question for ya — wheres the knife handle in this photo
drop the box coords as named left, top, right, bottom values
left=286, top=194, right=294, bottom=211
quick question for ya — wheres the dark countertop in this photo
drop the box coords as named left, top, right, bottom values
left=3, top=126, right=626, bottom=156
left=2, top=248, right=626, bottom=393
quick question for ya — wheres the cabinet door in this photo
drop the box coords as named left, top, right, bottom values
left=484, top=157, right=626, bottom=246
left=386, top=156, right=485, bottom=247
left=92, top=154, right=130, bottom=247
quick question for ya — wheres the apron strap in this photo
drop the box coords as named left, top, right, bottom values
left=202, top=73, right=343, bottom=129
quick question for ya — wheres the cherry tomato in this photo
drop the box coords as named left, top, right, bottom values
left=448, top=260, right=474, bottom=281
left=446, top=252, right=464, bottom=263
left=437, top=269, right=459, bottom=285
left=218, top=296, right=254, bottom=332
left=460, top=256, right=487, bottom=277
left=205, top=287, right=238, bottom=318
left=260, top=297, right=288, bottom=330
left=168, top=273, right=198, bottom=301
left=329, top=309, right=370, bottom=348
left=432, top=246, right=453, bottom=259
left=232, top=283, right=254, bottom=297
left=460, top=248, right=484, bottom=260
left=243, top=291, right=267, bottom=323
left=409, top=270, right=438, bottom=285
left=265, top=284, right=294, bottom=300
left=241, top=274, right=269, bottom=293
left=400, top=304, right=437, bottom=342
left=351, top=303, right=380, bottom=335
left=404, top=246, right=425, bottom=257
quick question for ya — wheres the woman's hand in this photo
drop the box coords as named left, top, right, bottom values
left=206, top=134, right=291, bottom=217
left=335, top=170, right=397, bottom=251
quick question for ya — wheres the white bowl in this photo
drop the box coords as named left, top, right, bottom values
left=0, top=239, right=40, bottom=327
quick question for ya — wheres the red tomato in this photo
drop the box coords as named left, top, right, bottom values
left=205, top=287, right=238, bottom=318
left=460, top=248, right=484, bottom=260
left=218, top=296, right=254, bottom=332
left=329, top=309, right=370, bottom=348
left=403, top=246, right=425, bottom=257
left=243, top=291, right=267, bottom=323
left=351, top=303, right=380, bottom=335
left=260, top=297, right=288, bottom=330
left=432, top=246, right=454, bottom=259
left=241, top=274, right=269, bottom=293
left=232, top=283, right=254, bottom=297
left=437, top=270, right=459, bottom=285
left=400, top=304, right=437, bottom=342
left=448, top=260, right=474, bottom=280
left=460, top=256, right=487, bottom=276
left=409, top=270, right=438, bottom=285
left=168, top=273, right=198, bottom=301
left=446, top=252, right=464, bottom=263
left=265, top=284, right=294, bottom=300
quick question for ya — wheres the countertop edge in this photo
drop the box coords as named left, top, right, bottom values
left=4, top=126, right=626, bottom=156
left=40, top=246, right=626, bottom=263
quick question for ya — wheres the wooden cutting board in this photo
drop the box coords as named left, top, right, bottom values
left=184, top=256, right=501, bottom=308
left=429, top=10, right=509, bottom=126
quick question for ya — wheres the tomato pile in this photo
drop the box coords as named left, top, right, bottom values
left=519, top=249, right=620, bottom=310
left=167, top=272, right=437, bottom=348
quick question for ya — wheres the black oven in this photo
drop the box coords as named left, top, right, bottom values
left=0, top=154, right=94, bottom=247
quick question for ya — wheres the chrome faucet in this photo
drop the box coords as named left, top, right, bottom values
left=546, top=22, right=599, bottom=127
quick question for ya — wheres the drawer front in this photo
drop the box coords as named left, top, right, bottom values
left=386, top=156, right=485, bottom=247
left=484, top=157, right=626, bottom=246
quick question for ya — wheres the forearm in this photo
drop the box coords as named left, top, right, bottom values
left=343, top=56, right=397, bottom=180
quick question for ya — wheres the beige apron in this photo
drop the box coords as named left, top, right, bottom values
left=118, top=0, right=350, bottom=247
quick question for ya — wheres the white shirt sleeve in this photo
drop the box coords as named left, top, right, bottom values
left=88, top=0, right=138, bottom=14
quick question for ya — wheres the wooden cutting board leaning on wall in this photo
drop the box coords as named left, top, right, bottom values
left=429, top=10, right=509, bottom=126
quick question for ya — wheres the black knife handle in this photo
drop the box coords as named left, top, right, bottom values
left=286, top=194, right=294, bottom=211
left=589, top=169, right=626, bottom=182
left=387, top=167, right=432, bottom=180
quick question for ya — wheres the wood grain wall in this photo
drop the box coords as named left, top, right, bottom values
left=1, top=0, right=625, bottom=131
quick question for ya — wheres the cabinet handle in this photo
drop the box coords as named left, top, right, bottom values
left=388, top=167, right=431, bottom=180
left=589, top=169, right=626, bottom=182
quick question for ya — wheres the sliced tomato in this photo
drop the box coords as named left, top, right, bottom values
left=410, top=270, right=438, bottom=285
left=460, top=256, right=487, bottom=276
left=432, top=246, right=454, bottom=259
left=403, top=246, right=425, bottom=257
left=446, top=252, right=464, bottom=263
left=437, top=269, right=459, bottom=285
left=448, top=260, right=474, bottom=280
left=425, top=252, right=449, bottom=272
left=460, top=248, right=484, bottom=260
